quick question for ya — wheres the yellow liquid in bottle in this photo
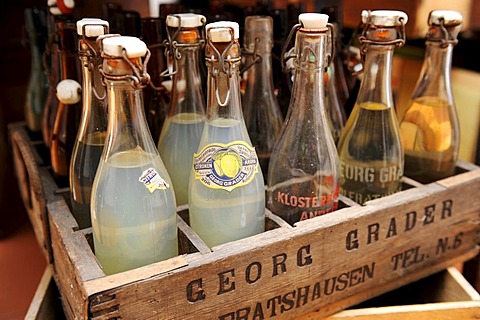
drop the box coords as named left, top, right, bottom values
left=189, top=118, right=265, bottom=248
left=91, top=149, right=178, bottom=275
left=400, top=96, right=457, bottom=183
left=338, top=102, right=403, bottom=204
left=158, top=112, right=205, bottom=205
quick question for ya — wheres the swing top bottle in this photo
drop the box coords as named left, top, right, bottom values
left=399, top=10, right=462, bottom=183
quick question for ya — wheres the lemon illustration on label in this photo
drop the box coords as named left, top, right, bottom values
left=193, top=141, right=259, bottom=191
left=220, top=151, right=242, bottom=178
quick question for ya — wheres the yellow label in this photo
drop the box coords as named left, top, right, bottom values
left=193, top=141, right=259, bottom=192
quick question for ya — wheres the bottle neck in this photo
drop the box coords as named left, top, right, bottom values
left=169, top=44, right=205, bottom=116
left=288, top=29, right=328, bottom=120
left=245, top=52, right=275, bottom=94
left=356, top=44, right=395, bottom=108
left=77, top=40, right=107, bottom=140
left=103, top=58, right=155, bottom=157
left=412, top=42, right=454, bottom=103
left=206, top=41, right=243, bottom=122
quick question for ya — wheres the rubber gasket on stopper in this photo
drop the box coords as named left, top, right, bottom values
left=166, top=13, right=205, bottom=28
left=362, top=10, right=409, bottom=27
left=429, top=10, right=463, bottom=26
left=206, top=21, right=239, bottom=42
left=102, top=36, right=147, bottom=58
left=76, top=18, right=109, bottom=37
left=298, top=13, right=329, bottom=30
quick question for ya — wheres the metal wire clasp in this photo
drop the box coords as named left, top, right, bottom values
left=281, top=22, right=334, bottom=73
left=354, top=10, right=406, bottom=75
left=241, top=37, right=262, bottom=73
left=427, top=14, right=459, bottom=48
left=205, top=26, right=241, bottom=107
left=160, top=14, right=207, bottom=80
left=98, top=34, right=152, bottom=90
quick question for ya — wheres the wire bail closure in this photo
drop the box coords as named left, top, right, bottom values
left=205, top=26, right=241, bottom=107
left=161, top=14, right=206, bottom=79
left=98, top=34, right=152, bottom=90
left=241, top=37, right=262, bottom=73
left=353, top=11, right=406, bottom=75
left=281, top=22, right=334, bottom=74
left=78, top=23, right=110, bottom=101
left=427, top=16, right=459, bottom=48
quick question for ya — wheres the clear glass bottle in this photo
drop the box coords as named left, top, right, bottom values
left=24, top=7, right=49, bottom=134
left=325, top=24, right=346, bottom=145
left=267, top=13, right=340, bottom=226
left=338, top=10, right=407, bottom=205
left=69, top=19, right=109, bottom=230
left=242, top=15, right=284, bottom=182
left=157, top=13, right=206, bottom=206
left=50, top=18, right=82, bottom=184
left=91, top=36, right=178, bottom=275
left=399, top=10, right=462, bottom=183
left=189, top=21, right=265, bottom=247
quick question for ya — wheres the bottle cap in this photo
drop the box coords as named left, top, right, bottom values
left=56, top=79, right=81, bottom=104
left=206, top=21, right=239, bottom=42
left=102, top=36, right=147, bottom=58
left=429, top=10, right=463, bottom=27
left=361, top=10, right=408, bottom=27
left=298, top=13, right=329, bottom=30
left=76, top=18, right=109, bottom=37
left=166, top=13, right=205, bottom=28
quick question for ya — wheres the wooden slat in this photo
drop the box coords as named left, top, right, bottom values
left=25, top=266, right=56, bottom=320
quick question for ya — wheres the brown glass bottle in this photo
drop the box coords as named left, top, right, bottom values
left=141, top=17, right=170, bottom=142
left=50, top=20, right=81, bottom=184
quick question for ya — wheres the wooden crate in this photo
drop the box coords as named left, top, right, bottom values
left=26, top=266, right=480, bottom=320
left=10, top=122, right=480, bottom=319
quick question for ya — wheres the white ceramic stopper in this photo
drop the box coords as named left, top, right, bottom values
left=362, top=10, right=408, bottom=26
left=102, top=36, right=147, bottom=58
left=429, top=10, right=463, bottom=26
left=77, top=18, right=109, bottom=37
left=166, top=13, right=205, bottom=28
left=206, top=21, right=239, bottom=42
left=56, top=79, right=81, bottom=104
left=298, top=13, right=329, bottom=29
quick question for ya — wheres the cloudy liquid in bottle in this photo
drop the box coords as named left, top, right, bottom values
left=189, top=119, right=265, bottom=247
left=91, top=148, right=178, bottom=274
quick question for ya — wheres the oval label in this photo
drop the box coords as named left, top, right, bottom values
left=193, top=141, right=259, bottom=192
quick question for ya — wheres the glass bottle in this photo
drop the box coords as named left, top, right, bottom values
left=50, top=19, right=82, bottom=184
left=189, top=22, right=265, bottom=247
left=24, top=7, right=49, bottom=134
left=267, top=13, right=340, bottom=226
left=399, top=10, right=462, bottom=183
left=141, top=17, right=170, bottom=141
left=41, top=11, right=66, bottom=148
left=91, top=36, right=178, bottom=275
left=321, top=4, right=350, bottom=109
left=69, top=19, right=109, bottom=230
left=157, top=13, right=206, bottom=206
left=325, top=24, right=346, bottom=145
left=242, top=15, right=284, bottom=182
left=337, top=10, right=407, bottom=205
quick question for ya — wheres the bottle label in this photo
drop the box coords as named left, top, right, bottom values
left=340, top=161, right=403, bottom=204
left=193, top=141, right=259, bottom=192
left=139, top=168, right=170, bottom=193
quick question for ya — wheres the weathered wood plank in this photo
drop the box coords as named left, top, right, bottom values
left=72, top=174, right=479, bottom=320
